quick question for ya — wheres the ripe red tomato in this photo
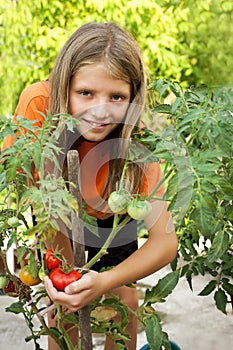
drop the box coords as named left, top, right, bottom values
left=19, top=266, right=41, bottom=286
left=46, top=249, right=61, bottom=270
left=50, top=268, right=82, bottom=291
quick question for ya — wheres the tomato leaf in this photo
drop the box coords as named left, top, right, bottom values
left=198, top=280, right=217, bottom=296
left=207, top=231, right=229, bottom=263
left=28, top=253, right=39, bottom=279
left=6, top=301, right=24, bottom=314
left=144, top=314, right=162, bottom=350
left=144, top=270, right=180, bottom=304
left=214, top=289, right=228, bottom=314
left=222, top=280, right=233, bottom=296
left=17, top=245, right=28, bottom=264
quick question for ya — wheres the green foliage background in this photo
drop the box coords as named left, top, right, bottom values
left=0, top=0, right=232, bottom=115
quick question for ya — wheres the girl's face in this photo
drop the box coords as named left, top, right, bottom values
left=68, top=63, right=131, bottom=142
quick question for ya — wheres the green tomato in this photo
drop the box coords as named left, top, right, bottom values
left=7, top=216, right=19, bottom=226
left=0, top=275, right=8, bottom=289
left=127, top=199, right=152, bottom=220
left=38, top=268, right=46, bottom=283
left=108, top=190, right=131, bottom=214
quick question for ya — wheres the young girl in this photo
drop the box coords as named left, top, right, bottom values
left=3, top=22, right=178, bottom=350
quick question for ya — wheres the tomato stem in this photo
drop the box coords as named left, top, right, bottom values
left=57, top=305, right=76, bottom=350
left=84, top=214, right=132, bottom=269
left=118, top=161, right=130, bottom=191
left=146, top=166, right=173, bottom=201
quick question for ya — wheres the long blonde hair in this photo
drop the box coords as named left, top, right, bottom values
left=49, top=22, right=148, bottom=210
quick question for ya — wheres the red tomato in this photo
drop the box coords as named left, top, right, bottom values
left=4, top=280, right=18, bottom=297
left=46, top=249, right=61, bottom=270
left=50, top=268, right=82, bottom=291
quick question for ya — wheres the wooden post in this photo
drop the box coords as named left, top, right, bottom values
left=67, top=150, right=93, bottom=350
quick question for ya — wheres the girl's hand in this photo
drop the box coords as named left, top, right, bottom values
left=44, top=271, right=105, bottom=313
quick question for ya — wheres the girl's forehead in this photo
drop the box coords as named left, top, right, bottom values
left=75, top=61, right=132, bottom=88
left=76, top=62, right=114, bottom=77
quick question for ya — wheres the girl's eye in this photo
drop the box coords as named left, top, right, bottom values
left=112, top=95, right=124, bottom=101
left=80, top=90, right=91, bottom=96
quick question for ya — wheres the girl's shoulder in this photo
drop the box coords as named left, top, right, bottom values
left=19, top=80, right=50, bottom=102
left=14, top=81, right=50, bottom=123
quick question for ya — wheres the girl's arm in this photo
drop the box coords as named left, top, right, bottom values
left=44, top=200, right=178, bottom=312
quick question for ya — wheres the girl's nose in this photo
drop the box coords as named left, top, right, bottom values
left=90, top=102, right=110, bottom=120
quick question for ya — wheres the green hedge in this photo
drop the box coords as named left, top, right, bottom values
left=0, top=0, right=232, bottom=115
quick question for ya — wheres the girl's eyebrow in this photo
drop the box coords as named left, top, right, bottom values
left=74, top=85, right=130, bottom=96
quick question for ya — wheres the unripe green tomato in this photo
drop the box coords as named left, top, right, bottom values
left=7, top=216, right=19, bottom=226
left=0, top=275, right=8, bottom=289
left=127, top=199, right=152, bottom=220
left=38, top=268, right=46, bottom=283
left=108, top=190, right=131, bottom=214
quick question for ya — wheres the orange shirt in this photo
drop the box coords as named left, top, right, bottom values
left=2, top=81, right=164, bottom=218
left=2, top=81, right=50, bottom=149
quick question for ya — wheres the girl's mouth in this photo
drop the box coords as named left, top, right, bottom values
left=83, top=119, right=109, bottom=130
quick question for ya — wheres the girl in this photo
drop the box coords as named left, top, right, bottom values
left=3, top=22, right=178, bottom=350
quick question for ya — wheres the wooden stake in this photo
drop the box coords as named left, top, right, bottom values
left=67, top=150, right=93, bottom=350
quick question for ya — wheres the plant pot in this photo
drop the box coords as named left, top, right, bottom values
left=140, top=340, right=181, bottom=350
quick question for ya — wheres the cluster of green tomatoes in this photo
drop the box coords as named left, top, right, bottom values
left=108, top=189, right=152, bottom=220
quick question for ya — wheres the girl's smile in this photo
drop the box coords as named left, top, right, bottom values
left=68, top=63, right=131, bottom=142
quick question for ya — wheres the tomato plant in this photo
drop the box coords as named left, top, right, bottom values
left=45, top=249, right=62, bottom=270
left=1, top=79, right=232, bottom=349
left=19, top=266, right=41, bottom=286
left=49, top=268, right=82, bottom=291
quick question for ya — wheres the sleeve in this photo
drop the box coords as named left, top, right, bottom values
left=2, top=83, right=49, bottom=150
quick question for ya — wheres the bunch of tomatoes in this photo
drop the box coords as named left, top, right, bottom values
left=44, top=249, right=82, bottom=291
left=108, top=189, right=152, bottom=219
left=0, top=249, right=82, bottom=296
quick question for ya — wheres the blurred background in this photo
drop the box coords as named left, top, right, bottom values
left=0, top=0, right=232, bottom=116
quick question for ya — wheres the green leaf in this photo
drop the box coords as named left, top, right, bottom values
left=214, top=289, right=228, bottom=314
left=186, top=269, right=193, bottom=291
left=6, top=301, right=24, bottom=314
left=162, top=332, right=172, bottom=350
left=63, top=312, right=79, bottom=324
left=6, top=235, right=16, bottom=250
left=48, top=327, right=69, bottom=350
left=207, top=231, right=229, bottom=263
left=222, top=280, right=233, bottom=296
left=144, top=314, right=162, bottom=350
left=153, top=104, right=172, bottom=114
left=17, top=245, right=28, bottom=264
left=171, top=97, right=182, bottom=114
left=6, top=157, right=18, bottom=182
left=144, top=270, right=180, bottom=304
left=28, top=254, right=39, bottom=279
left=198, top=280, right=217, bottom=296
